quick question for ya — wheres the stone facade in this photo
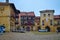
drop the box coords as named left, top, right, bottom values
left=35, top=16, right=40, bottom=31
left=19, top=12, right=35, bottom=31
left=0, top=2, right=16, bottom=32
left=39, top=10, right=60, bottom=32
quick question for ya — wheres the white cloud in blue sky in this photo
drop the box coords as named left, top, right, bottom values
left=0, top=0, right=60, bottom=16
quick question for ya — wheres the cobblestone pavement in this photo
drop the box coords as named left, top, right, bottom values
left=0, top=32, right=60, bottom=40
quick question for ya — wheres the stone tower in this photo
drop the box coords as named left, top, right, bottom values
left=40, top=10, right=55, bottom=32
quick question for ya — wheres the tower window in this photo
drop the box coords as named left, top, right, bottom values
left=48, top=14, right=50, bottom=17
left=50, top=20, right=52, bottom=25
left=42, top=20, right=44, bottom=26
left=44, top=14, right=46, bottom=17
left=58, top=21, right=60, bottom=25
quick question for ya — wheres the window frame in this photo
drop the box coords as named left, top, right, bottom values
left=44, top=14, right=46, bottom=17
left=48, top=14, right=50, bottom=17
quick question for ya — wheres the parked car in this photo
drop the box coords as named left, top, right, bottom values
left=38, top=29, right=47, bottom=32
left=12, top=28, right=25, bottom=33
left=0, top=26, right=5, bottom=33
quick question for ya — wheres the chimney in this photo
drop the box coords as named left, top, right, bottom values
left=6, top=0, right=9, bottom=3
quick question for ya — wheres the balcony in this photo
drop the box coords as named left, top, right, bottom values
left=15, top=16, right=19, bottom=18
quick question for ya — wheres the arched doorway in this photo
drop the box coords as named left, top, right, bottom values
left=45, top=26, right=50, bottom=32
left=37, top=26, right=40, bottom=31
left=57, top=27, right=60, bottom=32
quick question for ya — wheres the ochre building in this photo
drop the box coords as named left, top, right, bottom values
left=0, top=2, right=17, bottom=32
left=39, top=10, right=60, bottom=32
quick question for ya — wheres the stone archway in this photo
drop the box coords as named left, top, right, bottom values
left=37, top=26, right=40, bottom=30
left=57, top=27, right=60, bottom=32
left=45, top=26, right=50, bottom=32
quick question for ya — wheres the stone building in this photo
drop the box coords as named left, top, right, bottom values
left=35, top=16, right=40, bottom=31
left=39, top=10, right=60, bottom=32
left=54, top=15, right=60, bottom=32
left=15, top=10, right=20, bottom=30
left=19, top=12, right=35, bottom=31
left=0, top=0, right=17, bottom=32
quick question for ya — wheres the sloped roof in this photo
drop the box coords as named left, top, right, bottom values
left=19, top=12, right=35, bottom=16
left=35, top=16, right=40, bottom=19
left=40, top=10, right=54, bottom=13
left=54, top=15, right=60, bottom=19
left=0, top=2, right=17, bottom=13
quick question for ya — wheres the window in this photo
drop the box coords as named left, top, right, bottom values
left=0, top=6, right=4, bottom=11
left=21, top=16, right=23, bottom=19
left=58, top=21, right=60, bottom=25
left=42, top=20, right=44, bottom=26
left=16, top=18, right=18, bottom=22
left=48, top=14, right=50, bottom=17
left=44, top=14, right=46, bottom=17
left=32, top=16, right=35, bottom=20
left=50, top=20, right=52, bottom=25
left=21, top=21, right=23, bottom=25
left=46, top=18, right=48, bottom=22
left=24, top=21, right=27, bottom=23
left=28, top=17, right=31, bottom=19
left=24, top=16, right=27, bottom=19
left=31, top=20, right=34, bottom=23
left=33, top=17, right=35, bottom=20
left=37, top=23, right=39, bottom=25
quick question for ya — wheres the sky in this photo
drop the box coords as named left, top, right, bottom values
left=0, top=0, right=60, bottom=16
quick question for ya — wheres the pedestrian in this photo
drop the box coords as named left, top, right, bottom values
left=56, top=30, right=58, bottom=34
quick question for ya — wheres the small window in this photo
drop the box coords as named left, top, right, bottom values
left=42, top=20, right=44, bottom=26
left=48, top=14, right=50, bottom=17
left=58, top=21, right=60, bottom=25
left=24, top=16, right=27, bottom=19
left=24, top=21, right=27, bottom=23
left=37, top=23, right=39, bottom=25
left=44, top=14, right=46, bottom=17
left=21, top=16, right=23, bottom=19
left=0, top=6, right=4, bottom=11
left=46, top=18, right=48, bottom=22
left=50, top=20, right=52, bottom=25
left=29, top=17, right=31, bottom=19
left=16, top=18, right=18, bottom=21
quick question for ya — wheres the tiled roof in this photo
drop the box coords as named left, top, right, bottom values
left=19, top=12, right=35, bottom=16
left=19, top=12, right=26, bottom=16
left=40, top=10, right=54, bottom=13
left=27, top=12, right=35, bottom=16
left=35, top=16, right=40, bottom=19
left=54, top=15, right=60, bottom=19
left=35, top=16, right=40, bottom=22
left=0, top=2, right=17, bottom=13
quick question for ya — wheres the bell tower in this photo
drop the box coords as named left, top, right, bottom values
left=40, top=10, right=55, bottom=32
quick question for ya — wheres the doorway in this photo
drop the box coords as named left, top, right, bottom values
left=45, top=26, right=50, bottom=32
left=37, top=26, right=40, bottom=31
left=57, top=27, right=60, bottom=32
